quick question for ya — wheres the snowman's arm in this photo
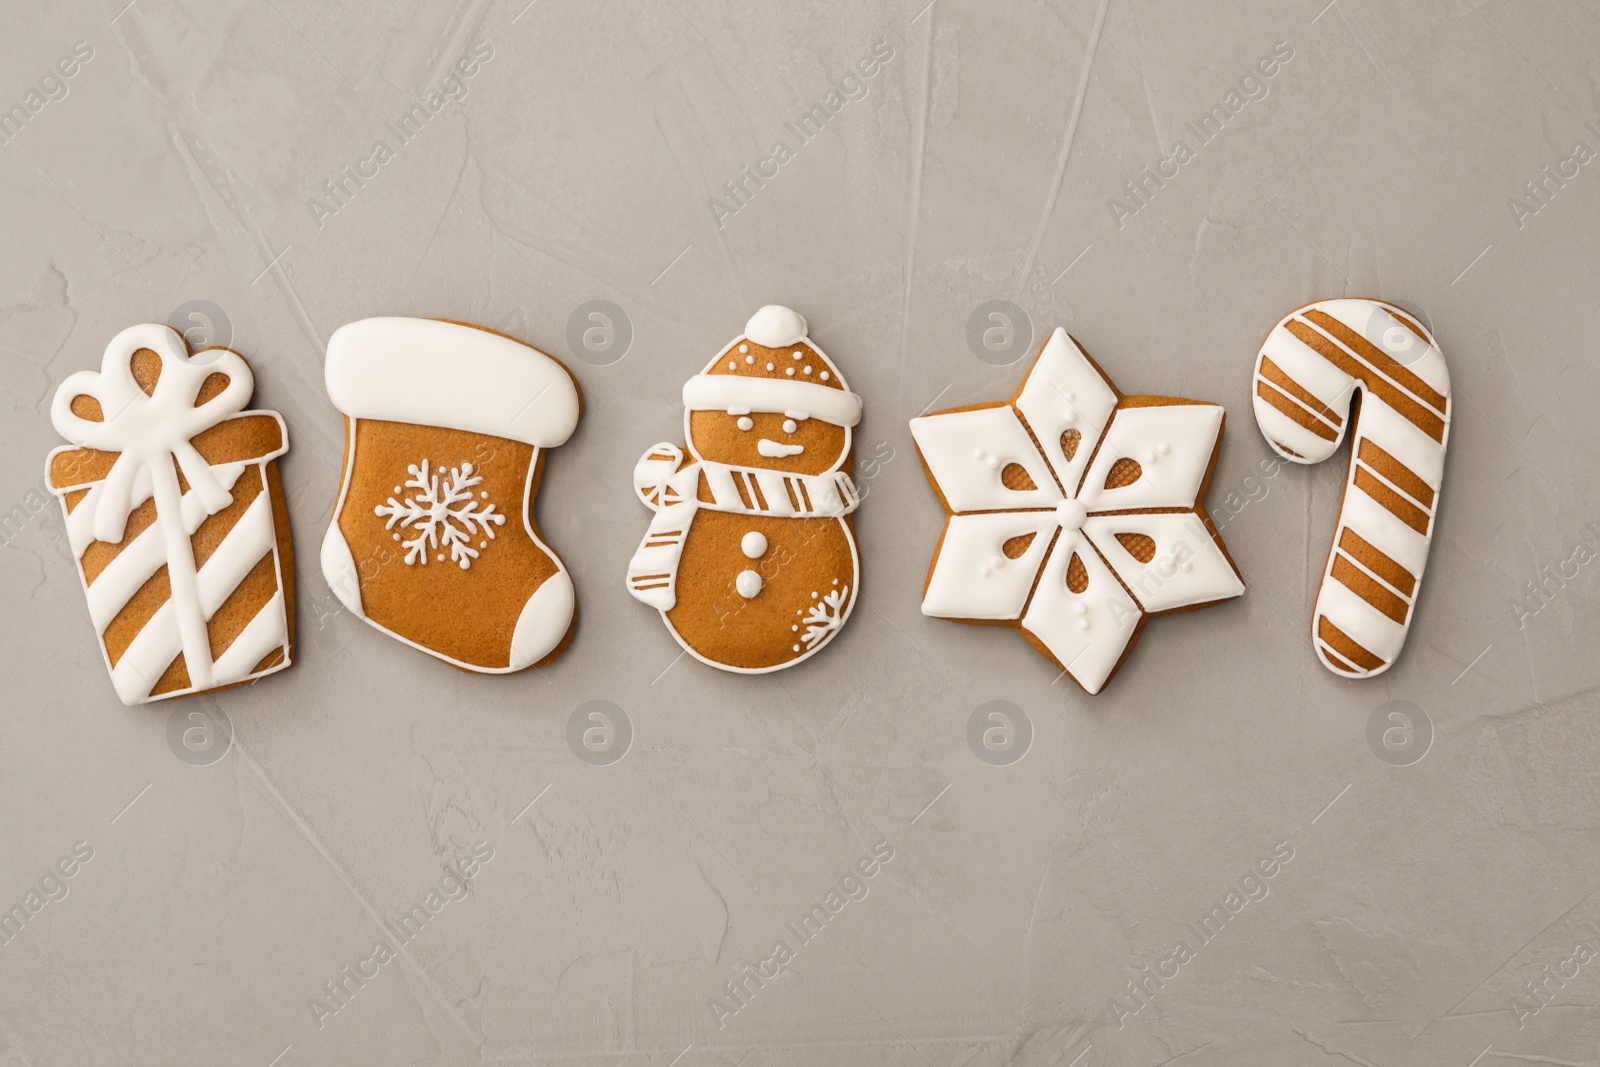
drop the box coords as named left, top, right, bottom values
left=634, top=442, right=692, bottom=511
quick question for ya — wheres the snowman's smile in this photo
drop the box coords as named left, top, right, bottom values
left=757, top=438, right=805, bottom=458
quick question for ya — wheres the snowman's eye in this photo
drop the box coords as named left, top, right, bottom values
left=736, top=416, right=754, bottom=431
left=782, top=419, right=798, bottom=434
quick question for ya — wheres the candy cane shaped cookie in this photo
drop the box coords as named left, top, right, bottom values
left=1252, top=298, right=1451, bottom=678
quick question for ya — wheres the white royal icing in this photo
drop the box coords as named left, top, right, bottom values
left=1019, top=531, right=1139, bottom=695
left=629, top=308, right=863, bottom=674
left=1013, top=328, right=1119, bottom=494
left=48, top=324, right=291, bottom=705
left=683, top=374, right=862, bottom=428
left=909, top=406, right=1060, bottom=511
left=1253, top=297, right=1450, bottom=678
left=910, top=327, right=1243, bottom=691
left=509, top=569, right=575, bottom=669
left=736, top=569, right=763, bottom=598
left=1076, top=404, right=1223, bottom=512
left=325, top=318, right=580, bottom=448
left=744, top=305, right=808, bottom=348
left=757, top=438, right=805, bottom=458
left=374, top=459, right=505, bottom=570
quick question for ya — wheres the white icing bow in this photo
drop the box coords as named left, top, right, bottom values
left=51, top=324, right=254, bottom=543
left=910, top=328, right=1243, bottom=694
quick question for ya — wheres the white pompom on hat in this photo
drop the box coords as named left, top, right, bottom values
left=682, top=306, right=862, bottom=427
left=325, top=318, right=581, bottom=447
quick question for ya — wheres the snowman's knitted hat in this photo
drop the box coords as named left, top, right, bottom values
left=325, top=317, right=581, bottom=447
left=682, top=306, right=862, bottom=427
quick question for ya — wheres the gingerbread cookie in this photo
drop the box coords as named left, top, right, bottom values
left=1252, top=298, right=1450, bottom=678
left=320, top=318, right=581, bottom=673
left=47, top=324, right=296, bottom=705
left=910, top=328, right=1244, bottom=694
left=626, top=306, right=862, bottom=673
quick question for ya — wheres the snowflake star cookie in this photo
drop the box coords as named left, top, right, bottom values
left=321, top=318, right=582, bottom=673
left=910, top=328, right=1244, bottom=693
left=626, top=305, right=862, bottom=673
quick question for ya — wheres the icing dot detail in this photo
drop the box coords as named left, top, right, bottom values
left=728, top=361, right=737, bottom=369
left=745, top=355, right=755, bottom=364
left=739, top=344, right=749, bottom=353
left=736, top=569, right=763, bottom=599
left=820, top=371, right=830, bottom=381
left=803, top=366, right=813, bottom=375
left=786, top=367, right=796, bottom=376
left=765, top=362, right=775, bottom=371
left=792, top=350, right=803, bottom=360
left=782, top=419, right=798, bottom=433
left=1055, top=499, right=1088, bottom=531
left=737, top=416, right=754, bottom=431
left=741, top=531, right=767, bottom=558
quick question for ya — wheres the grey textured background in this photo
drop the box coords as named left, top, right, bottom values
left=3, top=0, right=1599, bottom=1064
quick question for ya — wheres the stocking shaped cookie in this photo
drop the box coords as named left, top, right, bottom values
left=321, top=318, right=581, bottom=672
left=626, top=306, right=862, bottom=672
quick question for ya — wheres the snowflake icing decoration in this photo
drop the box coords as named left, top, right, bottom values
left=910, top=328, right=1244, bottom=694
left=376, top=459, right=506, bottom=570
left=798, top=581, right=850, bottom=651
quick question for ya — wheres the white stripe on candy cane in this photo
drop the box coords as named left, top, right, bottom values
left=1253, top=298, right=1450, bottom=679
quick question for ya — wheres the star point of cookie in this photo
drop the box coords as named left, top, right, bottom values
left=910, top=327, right=1245, bottom=694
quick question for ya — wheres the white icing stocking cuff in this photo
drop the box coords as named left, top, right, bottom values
left=326, top=318, right=581, bottom=447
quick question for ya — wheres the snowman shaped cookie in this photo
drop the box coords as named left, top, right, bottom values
left=626, top=306, right=862, bottom=672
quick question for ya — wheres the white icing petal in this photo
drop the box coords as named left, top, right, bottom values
left=1083, top=512, right=1243, bottom=613
left=1020, top=531, right=1139, bottom=695
left=910, top=406, right=1060, bottom=511
left=1077, top=404, right=1223, bottom=511
left=1014, top=328, right=1119, bottom=496
left=920, top=512, right=1057, bottom=620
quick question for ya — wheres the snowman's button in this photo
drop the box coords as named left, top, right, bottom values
left=736, top=569, right=763, bottom=599
left=741, top=531, right=768, bottom=558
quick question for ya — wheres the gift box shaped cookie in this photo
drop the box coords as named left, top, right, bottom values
left=47, top=324, right=296, bottom=706
left=320, top=318, right=581, bottom=672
